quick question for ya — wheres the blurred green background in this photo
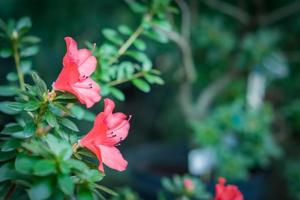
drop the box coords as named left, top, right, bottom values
left=1, top=0, right=300, bottom=199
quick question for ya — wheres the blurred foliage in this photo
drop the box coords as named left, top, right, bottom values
left=191, top=100, right=282, bottom=180
left=160, top=175, right=211, bottom=200
left=1, top=0, right=300, bottom=199
left=111, top=187, right=142, bottom=200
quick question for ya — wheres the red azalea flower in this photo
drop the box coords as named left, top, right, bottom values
left=53, top=37, right=101, bottom=108
left=214, top=177, right=244, bottom=200
left=79, top=98, right=130, bottom=172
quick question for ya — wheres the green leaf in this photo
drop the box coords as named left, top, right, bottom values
left=20, top=122, right=35, bottom=138
left=0, top=101, right=23, bottom=114
left=0, top=163, right=16, bottom=182
left=58, top=174, right=74, bottom=195
left=144, top=73, right=164, bottom=85
left=133, top=39, right=146, bottom=51
left=55, top=93, right=75, bottom=100
left=58, top=161, right=71, bottom=174
left=31, top=72, right=47, bottom=96
left=0, top=151, right=16, bottom=162
left=102, top=28, right=123, bottom=45
left=77, top=186, right=93, bottom=200
left=118, top=25, right=132, bottom=35
left=33, top=159, right=57, bottom=176
left=59, top=118, right=79, bottom=132
left=132, top=79, right=151, bottom=92
left=24, top=101, right=41, bottom=111
left=2, top=122, right=34, bottom=139
left=1, top=123, right=23, bottom=135
left=0, top=85, right=19, bottom=96
left=1, top=140, right=21, bottom=152
left=96, top=185, right=117, bottom=196
left=65, top=159, right=88, bottom=171
left=21, top=36, right=41, bottom=44
left=28, top=179, right=53, bottom=200
left=86, top=169, right=104, bottom=182
left=45, top=110, right=58, bottom=128
left=126, top=51, right=152, bottom=71
left=126, top=1, right=147, bottom=13
left=0, top=48, right=12, bottom=58
left=20, top=60, right=32, bottom=74
left=6, top=72, right=18, bottom=82
left=110, top=87, right=125, bottom=101
left=20, top=46, right=39, bottom=57
left=16, top=17, right=31, bottom=34
left=15, top=154, right=37, bottom=174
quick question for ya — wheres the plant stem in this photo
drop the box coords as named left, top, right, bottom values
left=107, top=71, right=146, bottom=86
left=107, top=13, right=153, bottom=66
left=12, top=39, right=25, bottom=91
left=4, top=183, right=16, bottom=200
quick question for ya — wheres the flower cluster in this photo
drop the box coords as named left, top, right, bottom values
left=54, top=37, right=130, bottom=172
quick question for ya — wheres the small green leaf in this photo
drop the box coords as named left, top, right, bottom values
left=0, top=48, right=12, bottom=58
left=65, top=159, right=88, bottom=171
left=0, top=151, right=16, bottom=162
left=102, top=28, right=123, bottom=45
left=55, top=93, right=76, bottom=100
left=110, top=87, right=125, bottom=101
left=0, top=85, right=18, bottom=96
left=6, top=72, right=18, bottom=82
left=20, top=122, right=35, bottom=138
left=1, top=140, right=21, bottom=152
left=31, top=72, right=47, bottom=96
left=16, top=17, right=31, bottom=34
left=77, top=186, right=93, bottom=200
left=59, top=161, right=71, bottom=174
left=144, top=73, right=164, bottom=85
left=28, top=179, right=53, bottom=200
left=0, top=163, right=16, bottom=182
left=133, top=39, right=146, bottom=51
left=58, top=174, right=74, bottom=195
left=132, top=79, right=151, bottom=92
left=45, top=110, right=58, bottom=128
left=20, top=60, right=32, bottom=74
left=15, top=154, right=37, bottom=174
left=95, top=185, right=117, bottom=196
left=21, top=36, right=41, bottom=44
left=0, top=101, right=23, bottom=114
left=24, top=101, right=41, bottom=111
left=59, top=118, right=79, bottom=132
left=118, top=25, right=132, bottom=35
left=1, top=123, right=23, bottom=135
left=33, top=160, right=56, bottom=176
left=20, top=46, right=39, bottom=57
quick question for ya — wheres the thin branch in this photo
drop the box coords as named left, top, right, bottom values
left=259, top=1, right=300, bottom=25
left=152, top=24, right=196, bottom=82
left=175, top=0, right=191, bottom=39
left=202, top=0, right=250, bottom=25
left=194, top=70, right=237, bottom=119
left=12, top=39, right=25, bottom=91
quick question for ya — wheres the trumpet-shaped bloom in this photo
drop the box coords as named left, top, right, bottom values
left=214, top=177, right=243, bottom=200
left=53, top=37, right=101, bottom=108
left=79, top=98, right=130, bottom=172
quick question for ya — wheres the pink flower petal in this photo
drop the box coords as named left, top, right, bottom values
left=99, top=145, right=128, bottom=171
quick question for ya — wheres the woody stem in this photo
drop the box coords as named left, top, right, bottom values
left=12, top=38, right=25, bottom=91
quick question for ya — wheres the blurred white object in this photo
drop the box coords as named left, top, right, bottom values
left=247, top=71, right=266, bottom=110
left=188, top=147, right=216, bottom=175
